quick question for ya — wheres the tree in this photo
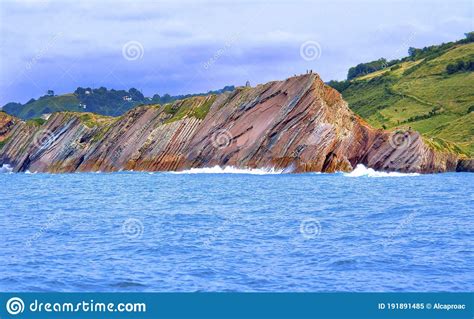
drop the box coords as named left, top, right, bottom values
left=467, top=60, right=474, bottom=71
left=446, top=63, right=457, bottom=74
left=408, top=47, right=417, bottom=57
left=347, top=58, right=388, bottom=80
left=446, top=59, right=474, bottom=74
left=161, top=94, right=172, bottom=104
left=327, top=80, right=350, bottom=93
left=464, top=32, right=474, bottom=43
left=95, top=87, right=107, bottom=94
left=456, top=60, right=465, bottom=70
left=74, top=87, right=86, bottom=95
left=128, top=88, right=144, bottom=101
left=151, top=94, right=161, bottom=103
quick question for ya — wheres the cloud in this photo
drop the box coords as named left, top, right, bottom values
left=0, top=0, right=473, bottom=105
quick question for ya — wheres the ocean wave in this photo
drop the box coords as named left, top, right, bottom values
left=0, top=164, right=13, bottom=173
left=171, top=166, right=283, bottom=175
left=344, top=164, right=420, bottom=178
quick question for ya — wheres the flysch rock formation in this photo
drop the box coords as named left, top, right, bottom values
left=0, top=74, right=471, bottom=173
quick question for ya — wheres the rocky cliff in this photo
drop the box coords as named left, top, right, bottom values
left=0, top=74, right=468, bottom=173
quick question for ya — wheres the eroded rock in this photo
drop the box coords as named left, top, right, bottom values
left=0, top=74, right=467, bottom=173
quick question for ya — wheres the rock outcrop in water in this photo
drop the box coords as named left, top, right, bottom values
left=0, top=74, right=469, bottom=173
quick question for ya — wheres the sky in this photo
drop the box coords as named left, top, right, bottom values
left=0, top=0, right=472, bottom=105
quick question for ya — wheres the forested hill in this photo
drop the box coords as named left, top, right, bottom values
left=2, top=85, right=235, bottom=119
left=328, top=32, right=474, bottom=156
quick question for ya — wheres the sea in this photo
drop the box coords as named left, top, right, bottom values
left=1, top=164, right=472, bottom=292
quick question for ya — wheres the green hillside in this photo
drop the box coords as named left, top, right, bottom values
left=2, top=86, right=235, bottom=120
left=3, top=94, right=82, bottom=119
left=329, top=33, right=474, bottom=156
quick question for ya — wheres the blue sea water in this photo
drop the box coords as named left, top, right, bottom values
left=0, top=166, right=473, bottom=292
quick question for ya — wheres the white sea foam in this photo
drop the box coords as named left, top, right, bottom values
left=344, top=164, right=420, bottom=178
left=171, top=166, right=283, bottom=175
left=0, top=164, right=13, bottom=173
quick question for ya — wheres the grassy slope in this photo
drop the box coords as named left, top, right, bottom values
left=163, top=95, right=217, bottom=123
left=4, top=86, right=236, bottom=120
left=17, top=94, right=82, bottom=119
left=341, top=42, right=474, bottom=156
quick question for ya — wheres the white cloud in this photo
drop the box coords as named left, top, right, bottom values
left=0, top=0, right=472, bottom=104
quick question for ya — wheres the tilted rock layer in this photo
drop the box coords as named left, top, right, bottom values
left=0, top=74, right=468, bottom=173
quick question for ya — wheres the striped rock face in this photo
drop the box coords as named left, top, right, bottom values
left=0, top=74, right=464, bottom=173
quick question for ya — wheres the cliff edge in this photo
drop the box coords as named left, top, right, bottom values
left=0, top=74, right=467, bottom=173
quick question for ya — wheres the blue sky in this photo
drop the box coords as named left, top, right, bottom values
left=0, top=0, right=472, bottom=105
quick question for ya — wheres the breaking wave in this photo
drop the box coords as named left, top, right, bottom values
left=344, top=164, right=420, bottom=178
left=0, top=164, right=13, bottom=173
left=171, top=166, right=283, bottom=175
